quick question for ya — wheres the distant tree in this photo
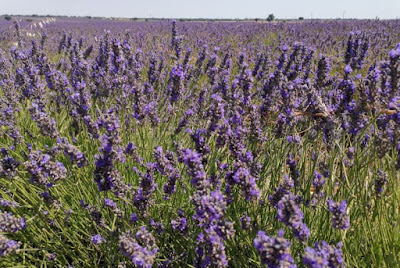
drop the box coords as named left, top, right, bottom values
left=266, top=13, right=275, bottom=22
left=4, top=15, right=12, bottom=21
left=299, top=17, right=304, bottom=20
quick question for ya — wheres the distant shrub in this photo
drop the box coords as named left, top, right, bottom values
left=267, top=13, right=275, bottom=21
left=4, top=15, right=12, bottom=21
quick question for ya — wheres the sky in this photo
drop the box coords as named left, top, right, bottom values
left=1, top=0, right=400, bottom=19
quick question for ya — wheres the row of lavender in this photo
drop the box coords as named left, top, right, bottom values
left=0, top=18, right=399, bottom=267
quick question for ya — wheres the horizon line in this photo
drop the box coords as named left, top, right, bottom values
left=3, top=14, right=399, bottom=21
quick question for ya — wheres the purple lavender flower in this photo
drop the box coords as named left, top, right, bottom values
left=230, top=166, right=260, bottom=201
left=180, top=148, right=210, bottom=195
left=344, top=65, right=352, bottom=75
left=240, top=213, right=252, bottom=230
left=119, top=226, right=158, bottom=268
left=195, top=225, right=229, bottom=268
left=133, top=164, right=157, bottom=212
left=269, top=176, right=295, bottom=207
left=253, top=230, right=296, bottom=268
left=125, top=142, right=143, bottom=165
left=25, top=150, right=67, bottom=186
left=190, top=129, right=210, bottom=161
left=171, top=20, right=177, bottom=48
left=150, top=219, right=165, bottom=234
left=277, top=194, right=310, bottom=241
left=374, top=170, right=388, bottom=197
left=48, top=252, right=57, bottom=261
left=168, top=65, right=185, bottom=103
left=104, top=198, right=117, bottom=208
left=0, top=234, right=21, bottom=256
left=315, top=55, right=332, bottom=88
left=153, top=146, right=180, bottom=198
left=80, top=201, right=107, bottom=228
left=303, top=241, right=345, bottom=268
left=345, top=147, right=355, bottom=160
left=57, top=137, right=88, bottom=168
left=0, top=199, right=19, bottom=208
left=195, top=190, right=227, bottom=227
left=171, top=216, right=188, bottom=234
left=287, top=135, right=301, bottom=144
left=0, top=152, right=20, bottom=178
left=94, top=111, right=129, bottom=196
left=0, top=211, right=25, bottom=233
left=327, top=198, right=350, bottom=230
left=175, top=108, right=194, bottom=134
left=311, top=171, right=325, bottom=205
left=130, top=213, right=138, bottom=222
left=91, top=234, right=105, bottom=245
left=286, top=155, right=300, bottom=185
left=29, top=101, right=59, bottom=139
left=104, top=198, right=122, bottom=216
left=313, top=171, right=325, bottom=194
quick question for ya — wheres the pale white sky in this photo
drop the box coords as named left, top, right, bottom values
left=1, top=0, right=399, bottom=19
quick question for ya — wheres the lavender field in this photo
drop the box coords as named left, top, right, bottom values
left=0, top=17, right=399, bottom=267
